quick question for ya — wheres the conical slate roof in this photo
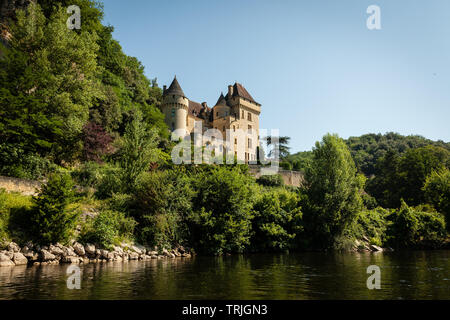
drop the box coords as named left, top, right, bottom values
left=215, top=93, right=227, bottom=106
left=165, top=76, right=185, bottom=97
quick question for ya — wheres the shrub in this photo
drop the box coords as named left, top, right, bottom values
left=131, top=170, right=193, bottom=248
left=80, top=209, right=136, bottom=249
left=0, top=189, right=9, bottom=244
left=387, top=201, right=446, bottom=248
left=71, top=162, right=105, bottom=189
left=256, top=174, right=284, bottom=187
left=251, top=188, right=302, bottom=251
left=354, top=207, right=390, bottom=246
left=188, top=166, right=256, bottom=255
left=423, top=168, right=450, bottom=232
left=28, top=173, right=78, bottom=245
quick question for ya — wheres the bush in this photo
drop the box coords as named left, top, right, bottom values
left=28, top=173, right=78, bottom=245
left=71, top=162, right=105, bottom=189
left=256, top=174, right=284, bottom=187
left=423, top=168, right=450, bottom=232
left=188, top=166, right=256, bottom=255
left=354, top=207, right=390, bottom=246
left=0, top=143, right=58, bottom=180
left=0, top=189, right=8, bottom=244
left=80, top=209, right=136, bottom=249
left=131, top=170, right=193, bottom=248
left=387, top=201, right=447, bottom=248
left=251, top=188, right=302, bottom=251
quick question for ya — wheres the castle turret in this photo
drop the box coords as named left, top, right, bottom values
left=161, top=76, right=189, bottom=136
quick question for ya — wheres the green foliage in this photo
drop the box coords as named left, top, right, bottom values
left=80, top=209, right=136, bottom=249
left=387, top=201, right=447, bottom=248
left=251, top=188, right=302, bottom=251
left=0, top=3, right=102, bottom=162
left=423, top=168, right=450, bottom=231
left=131, top=170, right=194, bottom=248
left=29, top=173, right=78, bottom=245
left=256, top=174, right=285, bottom=187
left=188, top=166, right=256, bottom=255
left=114, top=113, right=159, bottom=192
left=0, top=189, right=8, bottom=244
left=301, top=134, right=364, bottom=249
left=368, top=146, right=450, bottom=208
left=354, top=208, right=390, bottom=247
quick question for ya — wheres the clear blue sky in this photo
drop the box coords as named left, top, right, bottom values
left=102, top=0, right=450, bottom=153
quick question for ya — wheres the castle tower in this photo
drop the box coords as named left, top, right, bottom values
left=161, top=76, right=189, bottom=136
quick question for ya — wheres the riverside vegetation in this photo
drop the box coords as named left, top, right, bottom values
left=0, top=1, right=449, bottom=267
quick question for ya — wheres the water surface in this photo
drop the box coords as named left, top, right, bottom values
left=0, top=251, right=449, bottom=299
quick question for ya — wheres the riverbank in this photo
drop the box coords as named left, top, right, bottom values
left=0, top=241, right=192, bottom=268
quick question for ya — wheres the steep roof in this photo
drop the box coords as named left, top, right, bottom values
left=188, top=100, right=210, bottom=119
left=164, top=76, right=185, bottom=97
left=225, top=82, right=260, bottom=105
left=215, top=93, right=227, bottom=106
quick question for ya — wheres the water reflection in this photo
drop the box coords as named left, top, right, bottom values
left=0, top=251, right=449, bottom=300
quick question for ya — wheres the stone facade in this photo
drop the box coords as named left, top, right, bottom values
left=161, top=77, right=261, bottom=163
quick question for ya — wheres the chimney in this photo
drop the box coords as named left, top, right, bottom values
left=163, top=85, right=167, bottom=94
left=201, top=102, right=207, bottom=109
left=228, top=85, right=234, bottom=97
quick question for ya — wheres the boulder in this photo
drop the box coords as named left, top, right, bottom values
left=0, top=260, right=15, bottom=267
left=73, top=242, right=85, bottom=256
left=62, top=246, right=76, bottom=257
left=22, top=248, right=39, bottom=261
left=12, top=252, right=28, bottom=265
left=162, top=248, right=171, bottom=257
left=40, top=249, right=56, bottom=262
left=49, top=245, right=64, bottom=257
left=129, top=252, right=139, bottom=260
left=7, top=242, right=20, bottom=253
left=84, top=243, right=96, bottom=256
left=148, top=251, right=158, bottom=256
left=100, top=250, right=109, bottom=260
left=62, top=256, right=81, bottom=264
left=370, top=245, right=383, bottom=252
left=177, top=246, right=186, bottom=254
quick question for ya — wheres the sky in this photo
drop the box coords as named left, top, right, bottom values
left=101, top=0, right=450, bottom=153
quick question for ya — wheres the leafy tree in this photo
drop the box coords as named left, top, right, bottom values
left=0, top=3, right=102, bottom=163
left=251, top=189, right=302, bottom=251
left=387, top=201, right=446, bottom=248
left=301, top=134, right=364, bottom=249
left=131, top=170, right=194, bottom=248
left=82, top=121, right=113, bottom=162
left=115, top=113, right=159, bottom=191
left=29, top=173, right=78, bottom=245
left=423, top=168, right=450, bottom=231
left=188, top=167, right=256, bottom=255
left=265, top=136, right=291, bottom=160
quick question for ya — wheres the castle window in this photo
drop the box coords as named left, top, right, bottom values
left=233, top=126, right=236, bottom=132
left=248, top=112, right=252, bottom=121
left=234, top=138, right=237, bottom=145
left=248, top=138, right=252, bottom=149
left=171, top=108, right=175, bottom=118
left=216, top=112, right=219, bottom=117
left=242, top=110, right=245, bottom=119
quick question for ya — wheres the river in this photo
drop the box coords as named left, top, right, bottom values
left=0, top=251, right=449, bottom=300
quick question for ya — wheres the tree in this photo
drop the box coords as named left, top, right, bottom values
left=301, top=134, right=364, bottom=249
left=423, top=168, right=450, bottom=231
left=251, top=189, right=302, bottom=251
left=188, top=167, right=256, bottom=255
left=82, top=121, right=113, bottom=162
left=266, top=136, right=291, bottom=160
left=0, top=3, right=102, bottom=163
left=29, top=173, right=78, bottom=245
left=115, top=113, right=159, bottom=191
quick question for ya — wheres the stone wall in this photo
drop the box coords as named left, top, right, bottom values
left=248, top=166, right=304, bottom=187
left=0, top=176, right=42, bottom=196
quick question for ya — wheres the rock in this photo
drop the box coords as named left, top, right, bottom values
left=172, top=249, right=181, bottom=257
left=62, top=256, right=81, bottom=264
left=100, top=250, right=109, bottom=260
left=370, top=245, right=383, bottom=252
left=177, top=246, right=186, bottom=254
left=129, top=252, right=139, bottom=260
left=169, top=253, right=176, bottom=258
left=181, top=253, right=191, bottom=258
left=40, top=250, right=56, bottom=262
left=107, top=252, right=115, bottom=261
left=12, top=252, right=28, bottom=265
left=130, top=245, right=143, bottom=255
left=33, top=262, right=41, bottom=266
left=62, top=246, right=76, bottom=257
left=0, top=260, right=15, bottom=267
left=148, top=251, right=158, bottom=256
left=49, top=245, right=64, bottom=257
left=151, top=255, right=158, bottom=259
left=7, top=242, right=20, bottom=253
left=3, top=251, right=14, bottom=259
left=84, top=243, right=96, bottom=256
left=162, top=248, right=171, bottom=257
left=113, top=246, right=123, bottom=254
left=73, top=242, right=85, bottom=256
left=22, top=248, right=39, bottom=261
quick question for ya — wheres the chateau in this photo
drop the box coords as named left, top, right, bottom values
left=161, top=76, right=261, bottom=163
